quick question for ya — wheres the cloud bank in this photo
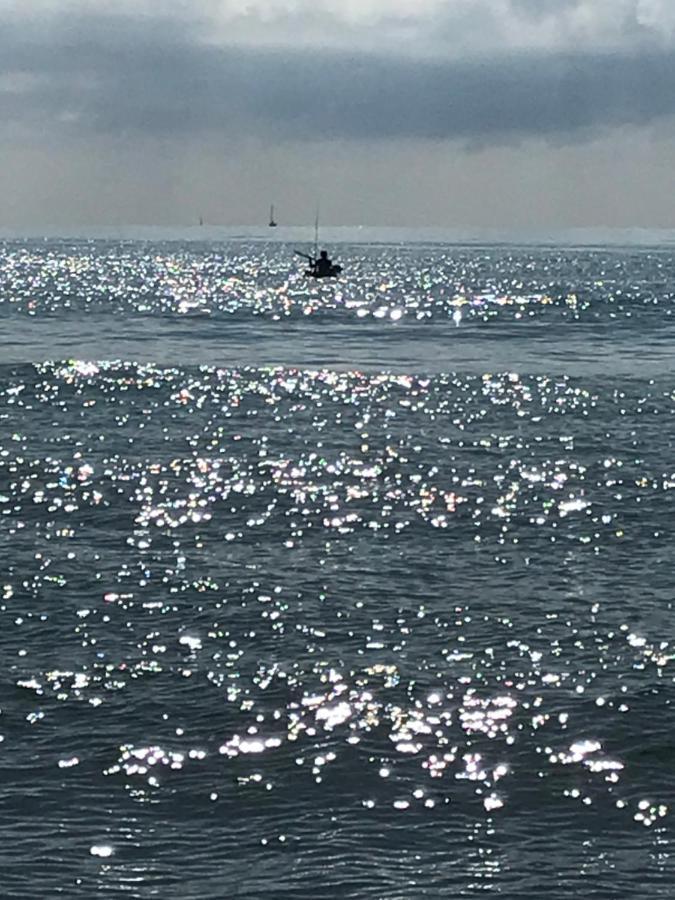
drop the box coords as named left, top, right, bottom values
left=2, top=1, right=675, bottom=226
left=1, top=2, right=675, bottom=146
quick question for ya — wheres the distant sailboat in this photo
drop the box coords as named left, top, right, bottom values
left=269, top=204, right=277, bottom=227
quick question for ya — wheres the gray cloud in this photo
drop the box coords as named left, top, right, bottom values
left=3, top=5, right=675, bottom=231
left=1, top=12, right=674, bottom=147
left=509, top=0, right=577, bottom=14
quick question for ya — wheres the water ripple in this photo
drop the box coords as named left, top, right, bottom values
left=1, top=241, right=674, bottom=897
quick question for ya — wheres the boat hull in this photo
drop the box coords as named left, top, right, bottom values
left=305, top=265, right=342, bottom=278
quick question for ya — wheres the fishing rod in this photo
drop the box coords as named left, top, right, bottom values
left=313, top=204, right=319, bottom=260
left=294, top=204, right=321, bottom=265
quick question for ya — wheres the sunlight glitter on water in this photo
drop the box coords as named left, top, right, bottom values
left=2, top=239, right=675, bottom=897
left=2, top=360, right=673, bottom=829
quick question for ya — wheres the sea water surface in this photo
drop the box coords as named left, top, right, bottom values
left=1, top=228, right=674, bottom=898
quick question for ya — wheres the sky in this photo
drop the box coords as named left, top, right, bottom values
left=2, top=0, right=675, bottom=227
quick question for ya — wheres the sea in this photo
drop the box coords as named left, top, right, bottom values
left=1, top=226, right=675, bottom=898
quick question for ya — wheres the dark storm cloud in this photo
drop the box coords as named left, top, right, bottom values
left=1, top=13, right=674, bottom=145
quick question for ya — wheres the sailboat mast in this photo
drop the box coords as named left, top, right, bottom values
left=313, top=206, right=319, bottom=259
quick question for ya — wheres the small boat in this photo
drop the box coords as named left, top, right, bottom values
left=294, top=208, right=343, bottom=278
left=294, top=251, right=342, bottom=278
left=305, top=263, right=342, bottom=279
left=269, top=204, right=277, bottom=227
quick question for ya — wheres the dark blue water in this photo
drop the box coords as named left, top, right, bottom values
left=1, top=236, right=674, bottom=897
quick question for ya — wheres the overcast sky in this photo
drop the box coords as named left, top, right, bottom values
left=2, top=0, right=675, bottom=227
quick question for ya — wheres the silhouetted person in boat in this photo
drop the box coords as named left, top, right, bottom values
left=314, top=250, right=333, bottom=277
left=296, top=248, right=342, bottom=277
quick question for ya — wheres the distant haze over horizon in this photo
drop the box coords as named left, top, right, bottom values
left=2, top=0, right=675, bottom=228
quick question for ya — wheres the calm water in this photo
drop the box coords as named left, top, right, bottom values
left=1, top=233, right=674, bottom=898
